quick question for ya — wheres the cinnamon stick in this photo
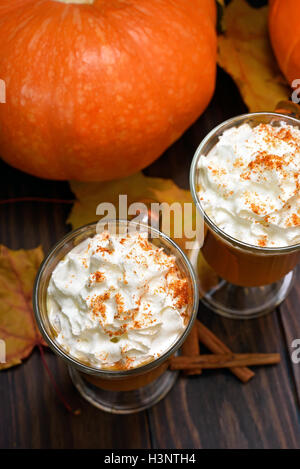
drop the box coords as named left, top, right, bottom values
left=170, top=353, right=280, bottom=371
left=181, top=324, right=202, bottom=375
left=196, top=321, right=255, bottom=383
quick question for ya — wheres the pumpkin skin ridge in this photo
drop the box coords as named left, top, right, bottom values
left=0, top=0, right=217, bottom=181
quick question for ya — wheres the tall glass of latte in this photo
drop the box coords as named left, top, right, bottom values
left=190, top=113, right=300, bottom=319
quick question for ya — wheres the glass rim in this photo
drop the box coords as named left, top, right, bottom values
left=33, top=219, right=199, bottom=377
left=190, top=112, right=300, bottom=254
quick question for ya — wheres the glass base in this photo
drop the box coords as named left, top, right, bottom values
left=200, top=270, right=295, bottom=320
left=69, top=366, right=178, bottom=414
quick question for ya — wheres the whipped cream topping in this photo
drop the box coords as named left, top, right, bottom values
left=47, top=231, right=190, bottom=369
left=197, top=122, right=300, bottom=247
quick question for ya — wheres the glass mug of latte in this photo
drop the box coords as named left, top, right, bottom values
left=34, top=220, right=198, bottom=413
left=190, top=113, right=300, bottom=319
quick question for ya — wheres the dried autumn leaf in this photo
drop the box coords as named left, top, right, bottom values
left=68, top=172, right=197, bottom=252
left=68, top=172, right=217, bottom=296
left=218, top=0, right=290, bottom=112
left=0, top=245, right=44, bottom=370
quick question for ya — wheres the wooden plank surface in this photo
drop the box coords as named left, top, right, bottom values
left=0, top=68, right=299, bottom=449
left=279, top=272, right=300, bottom=406
left=148, top=305, right=300, bottom=449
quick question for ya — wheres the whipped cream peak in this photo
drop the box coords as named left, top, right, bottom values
left=47, top=231, right=191, bottom=369
left=197, top=122, right=300, bottom=247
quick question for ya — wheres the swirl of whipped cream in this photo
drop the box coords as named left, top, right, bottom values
left=197, top=122, right=300, bottom=247
left=47, top=231, right=190, bottom=369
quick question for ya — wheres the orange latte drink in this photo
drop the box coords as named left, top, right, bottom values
left=45, top=228, right=194, bottom=391
left=195, top=119, right=300, bottom=287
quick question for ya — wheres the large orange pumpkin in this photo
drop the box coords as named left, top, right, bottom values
left=0, top=0, right=217, bottom=181
left=269, top=0, right=300, bottom=84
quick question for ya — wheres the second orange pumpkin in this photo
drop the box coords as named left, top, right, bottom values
left=269, top=0, right=300, bottom=85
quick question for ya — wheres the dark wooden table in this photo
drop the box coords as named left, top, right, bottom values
left=0, top=68, right=299, bottom=449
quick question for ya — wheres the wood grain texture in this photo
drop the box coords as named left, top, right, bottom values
left=0, top=68, right=299, bottom=449
left=278, top=269, right=300, bottom=405
left=148, top=303, right=300, bottom=449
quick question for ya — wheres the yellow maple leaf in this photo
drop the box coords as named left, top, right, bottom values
left=68, top=172, right=217, bottom=295
left=0, top=245, right=44, bottom=370
left=218, top=0, right=290, bottom=112
left=68, top=172, right=196, bottom=252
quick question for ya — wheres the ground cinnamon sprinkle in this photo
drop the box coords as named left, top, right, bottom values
left=288, top=215, right=296, bottom=227
left=233, top=157, right=244, bottom=168
left=96, top=241, right=114, bottom=254
left=248, top=151, right=286, bottom=173
left=240, top=171, right=250, bottom=181
left=114, top=356, right=135, bottom=370
left=90, top=271, right=105, bottom=283
left=276, top=127, right=293, bottom=141
left=123, top=271, right=128, bottom=284
left=286, top=213, right=300, bottom=227
left=274, top=126, right=300, bottom=149
left=294, top=172, right=300, bottom=192
left=211, top=167, right=227, bottom=176
left=251, top=203, right=262, bottom=215
left=90, top=291, right=111, bottom=322
left=138, top=237, right=153, bottom=251
left=169, top=278, right=191, bottom=309
left=115, top=293, right=125, bottom=314
left=258, top=236, right=268, bottom=247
